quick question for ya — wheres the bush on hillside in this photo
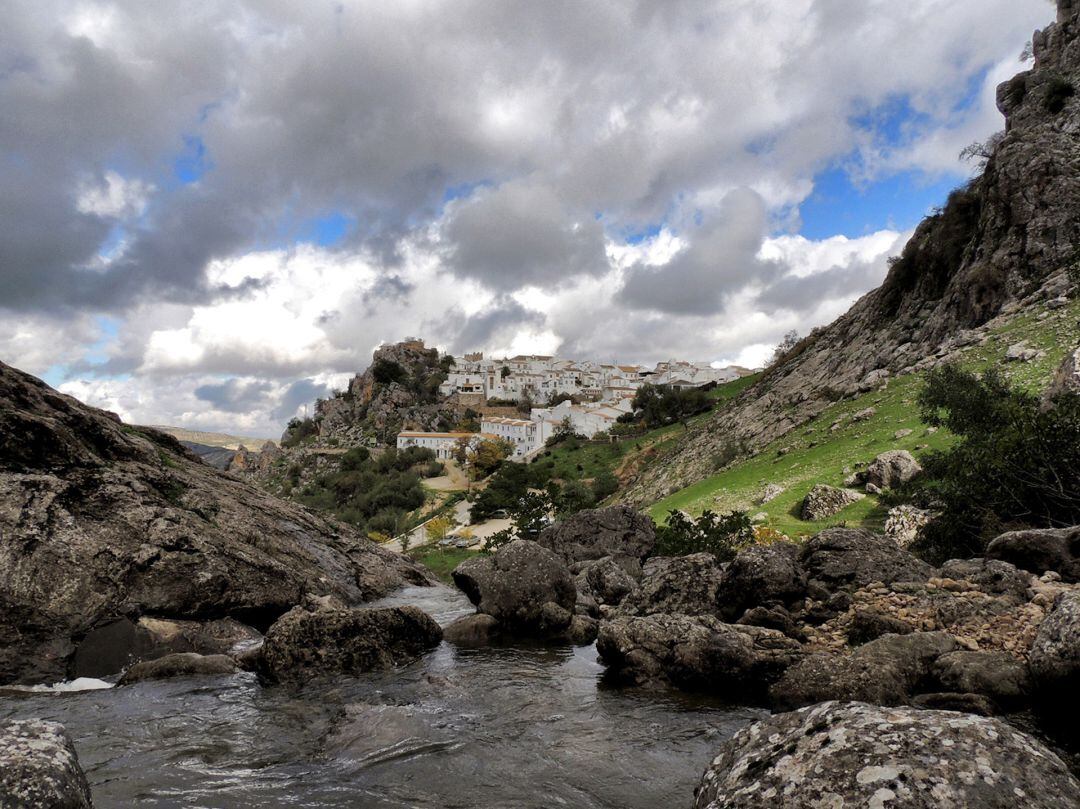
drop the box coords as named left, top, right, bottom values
left=630, top=384, right=714, bottom=428
left=655, top=509, right=755, bottom=561
left=907, top=365, right=1080, bottom=564
left=281, top=417, right=318, bottom=448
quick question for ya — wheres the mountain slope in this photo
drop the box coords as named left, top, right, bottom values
left=624, top=0, right=1080, bottom=506
left=0, top=361, right=431, bottom=685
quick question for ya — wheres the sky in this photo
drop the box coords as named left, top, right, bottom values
left=0, top=0, right=1053, bottom=437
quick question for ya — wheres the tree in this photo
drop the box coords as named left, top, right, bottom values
left=770, top=330, right=800, bottom=366
left=556, top=480, right=595, bottom=517
left=371, top=358, right=408, bottom=385
left=427, top=515, right=454, bottom=542
left=655, top=509, right=755, bottom=561
left=959, top=131, right=1005, bottom=170
left=470, top=437, right=514, bottom=479
left=500, top=365, right=511, bottom=379
left=591, top=470, right=620, bottom=501
left=908, top=365, right=1080, bottom=563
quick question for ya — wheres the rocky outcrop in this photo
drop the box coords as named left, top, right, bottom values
left=1046, top=345, right=1080, bottom=402
left=1029, top=590, right=1080, bottom=698
left=770, top=631, right=958, bottom=710
left=118, top=652, right=238, bottom=685
left=986, top=526, right=1080, bottom=581
left=800, top=484, right=863, bottom=521
left=617, top=553, right=724, bottom=617
left=574, top=556, right=637, bottom=612
left=451, top=540, right=577, bottom=637
left=938, top=557, right=1033, bottom=601
left=718, top=542, right=806, bottom=620
left=255, top=605, right=442, bottom=682
left=0, top=360, right=432, bottom=685
left=624, top=0, right=1080, bottom=507
left=801, top=528, right=934, bottom=592
left=932, top=650, right=1031, bottom=710
left=303, top=339, right=459, bottom=446
left=536, top=506, right=656, bottom=565
left=694, top=701, right=1080, bottom=809
left=597, top=613, right=801, bottom=699
left=0, top=719, right=94, bottom=808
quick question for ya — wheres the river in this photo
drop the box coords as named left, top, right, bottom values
left=0, top=585, right=763, bottom=808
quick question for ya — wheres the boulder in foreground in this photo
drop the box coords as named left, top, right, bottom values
left=256, top=606, right=442, bottom=682
left=694, top=701, right=1080, bottom=809
left=536, top=505, right=656, bottom=564
left=0, top=719, right=94, bottom=808
left=452, top=540, right=576, bottom=636
left=118, top=652, right=239, bottom=685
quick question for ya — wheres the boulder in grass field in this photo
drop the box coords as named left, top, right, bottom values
left=864, top=449, right=922, bottom=491
left=0, top=719, right=94, bottom=808
left=694, top=701, right=1080, bottom=809
left=800, top=484, right=863, bottom=521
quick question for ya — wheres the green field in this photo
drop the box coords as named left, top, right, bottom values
left=647, top=297, right=1080, bottom=538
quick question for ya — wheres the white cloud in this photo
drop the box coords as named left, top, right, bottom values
left=75, top=171, right=154, bottom=219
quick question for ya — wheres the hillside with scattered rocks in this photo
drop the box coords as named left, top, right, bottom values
left=624, top=0, right=1080, bottom=506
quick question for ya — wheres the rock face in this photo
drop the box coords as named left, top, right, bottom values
left=575, top=556, right=637, bottom=609
left=801, top=528, right=934, bottom=592
left=597, top=613, right=801, bottom=699
left=0, top=360, right=432, bottom=685
left=770, top=632, right=957, bottom=710
left=256, top=606, right=442, bottom=682
left=0, top=719, right=94, bottom=808
left=932, top=650, right=1031, bottom=709
left=623, top=0, right=1080, bottom=507
left=800, top=484, right=863, bottom=521
left=1046, top=345, right=1080, bottom=402
left=986, top=526, right=1080, bottom=581
left=864, top=449, right=923, bottom=491
left=1029, top=590, right=1080, bottom=697
left=694, top=701, right=1080, bottom=809
left=118, top=652, right=238, bottom=685
left=304, top=339, right=460, bottom=446
left=618, top=554, right=724, bottom=617
left=718, top=542, right=806, bottom=620
left=536, top=505, right=656, bottom=565
left=452, top=540, right=576, bottom=636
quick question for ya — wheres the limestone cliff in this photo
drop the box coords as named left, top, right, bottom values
left=624, top=0, right=1080, bottom=505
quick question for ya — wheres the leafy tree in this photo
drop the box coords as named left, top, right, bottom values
left=655, top=509, right=755, bottom=561
left=908, top=365, right=1080, bottom=563
left=470, top=437, right=514, bottom=479
left=469, top=461, right=534, bottom=521
left=281, top=417, right=318, bottom=448
left=630, top=384, right=712, bottom=428
left=427, top=515, right=454, bottom=542
left=500, top=365, right=511, bottom=379
left=371, top=358, right=408, bottom=385
left=591, top=470, right=620, bottom=501
left=556, top=480, right=595, bottom=517
left=770, top=330, right=800, bottom=366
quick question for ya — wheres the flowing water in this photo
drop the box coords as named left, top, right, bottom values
left=0, top=586, right=763, bottom=808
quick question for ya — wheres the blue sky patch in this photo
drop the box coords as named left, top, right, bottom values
left=297, top=211, right=353, bottom=246
left=173, top=135, right=212, bottom=184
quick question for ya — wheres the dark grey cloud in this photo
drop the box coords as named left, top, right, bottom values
left=617, top=189, right=783, bottom=315
left=441, top=181, right=608, bottom=291
left=272, top=378, right=336, bottom=420
left=754, top=254, right=892, bottom=315
left=194, top=378, right=273, bottom=413
left=447, top=297, right=547, bottom=354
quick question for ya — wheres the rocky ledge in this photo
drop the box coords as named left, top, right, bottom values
left=0, top=360, right=434, bottom=685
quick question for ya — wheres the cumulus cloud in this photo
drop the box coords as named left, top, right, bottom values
left=0, top=0, right=1052, bottom=433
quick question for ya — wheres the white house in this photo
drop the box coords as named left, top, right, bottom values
left=480, top=416, right=537, bottom=457
left=396, top=431, right=477, bottom=459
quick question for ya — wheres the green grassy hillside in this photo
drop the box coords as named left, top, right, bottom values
left=647, top=297, right=1080, bottom=538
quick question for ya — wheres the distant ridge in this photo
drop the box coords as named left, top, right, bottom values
left=149, top=425, right=276, bottom=452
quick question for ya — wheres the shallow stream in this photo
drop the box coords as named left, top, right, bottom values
left=0, top=586, right=762, bottom=808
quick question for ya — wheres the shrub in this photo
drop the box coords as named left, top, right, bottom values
left=1044, top=76, right=1076, bottom=114
left=371, top=358, right=407, bottom=385
left=281, top=417, right=318, bottom=448
left=908, top=365, right=1080, bottom=564
left=591, top=470, right=620, bottom=501
left=654, top=509, right=755, bottom=561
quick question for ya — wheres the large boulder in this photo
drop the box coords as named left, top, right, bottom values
left=617, top=554, right=724, bottom=617
left=536, top=505, right=656, bottom=565
left=575, top=556, right=637, bottom=609
left=256, top=606, right=442, bottom=682
left=801, top=528, right=934, bottom=593
left=986, top=526, right=1080, bottom=582
left=718, top=542, right=807, bottom=620
left=1045, top=345, right=1080, bottom=403
left=452, top=540, right=576, bottom=635
left=937, top=557, right=1033, bottom=601
left=0, top=360, right=433, bottom=685
left=864, top=449, right=922, bottom=491
left=694, top=701, right=1080, bottom=809
left=597, top=613, right=801, bottom=700
left=1029, top=590, right=1080, bottom=698
left=118, top=652, right=239, bottom=685
left=932, top=650, right=1031, bottom=710
left=770, top=632, right=957, bottom=710
left=800, top=484, right=863, bottom=521
left=0, top=719, right=94, bottom=808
